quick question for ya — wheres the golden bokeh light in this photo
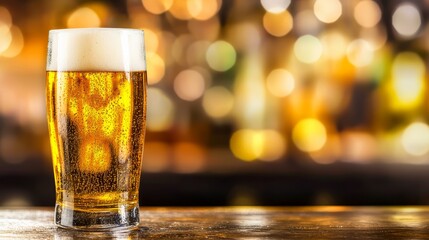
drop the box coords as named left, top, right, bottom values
left=266, top=69, right=295, bottom=97
left=389, top=52, right=425, bottom=112
left=341, top=131, right=377, bottom=163
left=146, top=52, right=165, bottom=84
left=392, top=3, right=421, bottom=38
left=142, top=0, right=173, bottom=14
left=202, top=86, right=234, bottom=119
left=262, top=11, right=293, bottom=37
left=206, top=40, right=236, bottom=72
left=0, top=25, right=11, bottom=54
left=259, top=130, right=287, bottom=161
left=230, top=129, right=287, bottom=161
left=309, top=135, right=340, bottom=164
left=169, top=0, right=192, bottom=20
left=313, top=0, right=342, bottom=24
left=234, top=54, right=265, bottom=129
left=143, top=28, right=159, bottom=53
left=320, top=31, right=347, bottom=60
left=361, top=27, right=387, bottom=50
left=67, top=7, right=100, bottom=28
left=261, top=0, right=291, bottom=14
left=230, top=129, right=263, bottom=161
left=401, top=122, right=429, bottom=156
left=292, top=118, right=327, bottom=152
left=346, top=39, right=374, bottom=67
left=173, top=69, right=205, bottom=101
left=142, top=141, right=170, bottom=172
left=2, top=26, right=24, bottom=58
left=147, top=87, right=175, bottom=131
left=173, top=142, right=206, bottom=173
left=294, top=35, right=323, bottom=64
left=354, top=0, right=381, bottom=28
left=0, top=6, right=11, bottom=28
left=187, top=0, right=221, bottom=20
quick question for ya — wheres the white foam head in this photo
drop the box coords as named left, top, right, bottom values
left=47, top=28, right=146, bottom=71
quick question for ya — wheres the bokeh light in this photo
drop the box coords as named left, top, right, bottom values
left=142, top=0, right=173, bottom=14
left=262, top=11, right=293, bottom=37
left=173, top=69, right=205, bottom=101
left=169, top=0, right=192, bottom=20
left=67, top=7, right=100, bottom=28
left=346, top=39, right=373, bottom=67
left=313, top=0, right=342, bottom=24
left=0, top=6, right=11, bottom=28
left=401, top=122, right=429, bottom=156
left=266, top=69, right=295, bottom=97
left=292, top=118, right=327, bottom=152
left=234, top=54, right=265, bottom=129
left=320, top=31, right=347, bottom=60
left=0, top=25, right=11, bottom=53
left=259, top=130, right=287, bottom=161
left=146, top=52, right=165, bottom=85
left=389, top=52, right=425, bottom=112
left=230, top=129, right=286, bottom=161
left=206, top=40, right=236, bottom=72
left=143, top=28, right=159, bottom=53
left=187, top=0, right=221, bottom=20
left=309, top=135, right=340, bottom=164
left=341, top=131, right=378, bottom=163
left=392, top=3, right=421, bottom=38
left=2, top=25, right=24, bottom=58
left=142, top=141, right=170, bottom=172
left=173, top=142, right=206, bottom=173
left=261, top=0, right=291, bottom=14
left=147, top=87, right=175, bottom=131
left=203, top=86, right=234, bottom=119
left=361, top=27, right=387, bottom=50
left=230, top=129, right=263, bottom=161
left=294, top=35, right=323, bottom=64
left=354, top=0, right=381, bottom=28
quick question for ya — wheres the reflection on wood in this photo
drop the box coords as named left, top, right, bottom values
left=1, top=207, right=429, bottom=239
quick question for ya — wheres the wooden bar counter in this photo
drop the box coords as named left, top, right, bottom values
left=1, top=206, right=429, bottom=239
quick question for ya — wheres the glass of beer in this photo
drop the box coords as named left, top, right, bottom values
left=46, top=28, right=147, bottom=230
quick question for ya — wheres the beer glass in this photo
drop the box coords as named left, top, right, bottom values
left=46, top=28, right=147, bottom=230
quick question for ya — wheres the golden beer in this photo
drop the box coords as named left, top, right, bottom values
left=47, top=71, right=146, bottom=210
left=46, top=28, right=147, bottom=230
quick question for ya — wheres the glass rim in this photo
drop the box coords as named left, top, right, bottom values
left=48, top=28, right=144, bottom=34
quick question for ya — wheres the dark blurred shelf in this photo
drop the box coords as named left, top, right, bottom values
left=2, top=162, right=429, bottom=206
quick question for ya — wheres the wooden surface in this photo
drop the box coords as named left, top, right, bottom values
left=1, top=206, right=429, bottom=239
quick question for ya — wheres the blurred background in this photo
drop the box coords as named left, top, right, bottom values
left=2, top=0, right=429, bottom=207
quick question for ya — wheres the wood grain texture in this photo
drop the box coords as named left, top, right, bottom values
left=1, top=207, right=429, bottom=239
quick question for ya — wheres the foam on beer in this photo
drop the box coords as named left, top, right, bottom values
left=47, top=28, right=146, bottom=71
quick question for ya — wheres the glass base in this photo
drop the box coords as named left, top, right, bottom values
left=55, top=204, right=140, bottom=231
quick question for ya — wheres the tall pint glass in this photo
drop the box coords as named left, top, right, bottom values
left=46, top=28, right=147, bottom=230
